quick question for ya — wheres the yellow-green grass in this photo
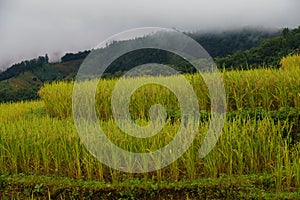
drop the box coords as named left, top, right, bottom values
left=0, top=101, right=44, bottom=121
left=1, top=55, right=300, bottom=194
left=39, top=56, right=300, bottom=120
left=281, top=53, right=300, bottom=69
left=0, top=101, right=299, bottom=192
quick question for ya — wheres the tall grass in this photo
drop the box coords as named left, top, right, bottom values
left=0, top=101, right=44, bottom=121
left=0, top=102, right=299, bottom=191
left=1, top=55, right=299, bottom=192
left=39, top=58, right=300, bottom=119
left=280, top=53, right=300, bottom=69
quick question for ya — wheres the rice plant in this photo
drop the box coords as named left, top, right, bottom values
left=39, top=58, right=300, bottom=119
left=0, top=103, right=299, bottom=191
left=1, top=55, right=299, bottom=193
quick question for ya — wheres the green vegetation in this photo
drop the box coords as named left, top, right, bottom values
left=188, top=28, right=281, bottom=57
left=0, top=59, right=82, bottom=103
left=0, top=26, right=300, bottom=198
left=61, top=50, right=90, bottom=63
left=1, top=102, right=299, bottom=182
left=281, top=52, right=300, bottom=69
left=0, top=101, right=299, bottom=199
left=0, top=55, right=49, bottom=81
left=0, top=55, right=300, bottom=199
left=1, top=174, right=299, bottom=199
left=59, top=29, right=280, bottom=63
left=216, top=27, right=300, bottom=69
left=0, top=27, right=286, bottom=103
left=39, top=61, right=300, bottom=119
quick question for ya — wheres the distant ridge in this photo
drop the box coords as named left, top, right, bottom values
left=1, top=27, right=299, bottom=103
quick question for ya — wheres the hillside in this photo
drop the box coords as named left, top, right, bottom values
left=0, top=59, right=82, bottom=102
left=188, top=28, right=281, bottom=57
left=216, top=27, right=300, bottom=69
left=0, top=27, right=297, bottom=103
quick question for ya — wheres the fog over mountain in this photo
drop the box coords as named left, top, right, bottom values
left=0, top=0, right=299, bottom=70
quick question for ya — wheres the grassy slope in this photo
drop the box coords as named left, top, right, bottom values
left=0, top=59, right=81, bottom=93
left=8, top=71, right=42, bottom=90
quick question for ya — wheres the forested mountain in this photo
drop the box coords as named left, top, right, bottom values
left=0, top=27, right=299, bottom=102
left=215, top=27, right=300, bottom=69
left=0, top=55, right=49, bottom=81
left=58, top=28, right=281, bottom=64
left=188, top=28, right=281, bottom=57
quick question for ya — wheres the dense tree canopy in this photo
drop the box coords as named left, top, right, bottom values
left=215, top=27, right=300, bottom=69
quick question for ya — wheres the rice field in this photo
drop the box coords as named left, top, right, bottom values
left=39, top=59, right=300, bottom=119
left=0, top=55, right=300, bottom=198
left=0, top=102, right=299, bottom=188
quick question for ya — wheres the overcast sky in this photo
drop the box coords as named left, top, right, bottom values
left=0, top=0, right=299, bottom=70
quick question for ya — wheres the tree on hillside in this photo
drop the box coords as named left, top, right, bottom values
left=0, top=55, right=49, bottom=81
left=215, top=26, right=300, bottom=69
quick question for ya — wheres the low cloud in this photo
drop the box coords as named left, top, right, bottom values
left=0, top=0, right=299, bottom=70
